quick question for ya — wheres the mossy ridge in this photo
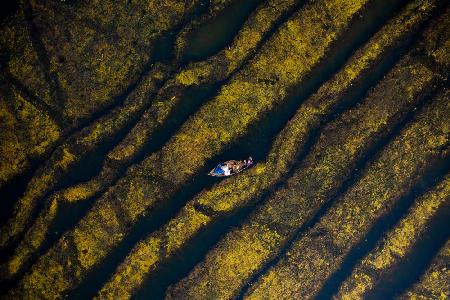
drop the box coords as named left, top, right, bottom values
left=0, top=83, right=60, bottom=190
left=335, top=174, right=450, bottom=300
left=96, top=203, right=211, bottom=299
left=0, top=0, right=247, bottom=255
left=399, top=239, right=450, bottom=300
left=9, top=0, right=370, bottom=297
left=0, top=6, right=53, bottom=110
left=0, top=0, right=203, bottom=194
left=0, top=65, right=167, bottom=251
left=0, top=0, right=299, bottom=279
left=244, top=90, right=449, bottom=299
left=99, top=0, right=304, bottom=169
left=96, top=1, right=440, bottom=297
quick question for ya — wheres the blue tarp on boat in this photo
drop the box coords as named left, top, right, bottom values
left=213, top=165, right=225, bottom=175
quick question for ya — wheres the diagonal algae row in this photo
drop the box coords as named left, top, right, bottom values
left=166, top=13, right=449, bottom=300
left=243, top=87, right=449, bottom=299
left=6, top=0, right=373, bottom=297
left=0, top=0, right=308, bottom=283
left=94, top=1, right=440, bottom=297
left=242, top=10, right=449, bottom=298
left=335, top=174, right=450, bottom=300
left=399, top=239, right=450, bottom=300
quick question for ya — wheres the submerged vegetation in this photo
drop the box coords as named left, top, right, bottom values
left=0, top=0, right=448, bottom=299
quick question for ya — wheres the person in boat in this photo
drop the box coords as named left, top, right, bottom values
left=221, top=164, right=232, bottom=176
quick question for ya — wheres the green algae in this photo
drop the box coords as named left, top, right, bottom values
left=93, top=1, right=442, bottom=297
left=0, top=0, right=304, bottom=280
left=0, top=9, right=61, bottom=188
left=244, top=89, right=449, bottom=299
left=0, top=0, right=206, bottom=249
left=336, top=174, right=450, bottom=300
left=166, top=33, right=448, bottom=300
left=28, top=0, right=201, bottom=125
left=2, top=1, right=450, bottom=299
left=0, top=84, right=60, bottom=186
left=175, top=0, right=300, bottom=88
left=399, top=239, right=450, bottom=300
left=156, top=0, right=370, bottom=184
left=0, top=65, right=168, bottom=251
left=0, top=7, right=54, bottom=110
left=8, top=0, right=371, bottom=297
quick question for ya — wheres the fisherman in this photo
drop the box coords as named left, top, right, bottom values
left=221, top=164, right=231, bottom=176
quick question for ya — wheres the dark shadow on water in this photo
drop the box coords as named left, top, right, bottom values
left=0, top=0, right=18, bottom=22
left=182, top=0, right=264, bottom=62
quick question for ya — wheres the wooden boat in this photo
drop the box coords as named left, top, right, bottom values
left=208, top=157, right=253, bottom=177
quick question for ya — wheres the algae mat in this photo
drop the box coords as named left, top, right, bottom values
left=0, top=0, right=449, bottom=299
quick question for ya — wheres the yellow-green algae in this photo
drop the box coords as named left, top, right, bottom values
left=0, top=0, right=206, bottom=248
left=0, top=0, right=304, bottom=279
left=244, top=90, right=449, bottom=299
left=175, top=0, right=300, bottom=87
left=0, top=7, right=54, bottom=110
left=1, top=197, right=58, bottom=277
left=96, top=1, right=440, bottom=297
left=335, top=174, right=450, bottom=300
left=9, top=0, right=370, bottom=297
left=167, top=6, right=449, bottom=298
left=166, top=49, right=441, bottom=299
left=399, top=239, right=450, bottom=300
left=0, top=65, right=167, bottom=250
left=0, top=10, right=61, bottom=188
left=28, top=0, right=200, bottom=124
left=0, top=84, right=60, bottom=183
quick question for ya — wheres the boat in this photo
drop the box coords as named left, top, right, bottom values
left=208, top=157, right=254, bottom=177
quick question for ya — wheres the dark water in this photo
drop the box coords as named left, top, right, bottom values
left=3, top=0, right=449, bottom=299
left=0, top=0, right=19, bottom=23
left=73, top=0, right=428, bottom=298
left=315, top=157, right=450, bottom=300
left=182, top=0, right=264, bottom=62
left=365, top=202, right=450, bottom=300
left=132, top=0, right=424, bottom=298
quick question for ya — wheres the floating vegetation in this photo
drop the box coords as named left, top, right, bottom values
left=400, top=240, right=450, bottom=300
left=0, top=0, right=449, bottom=299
